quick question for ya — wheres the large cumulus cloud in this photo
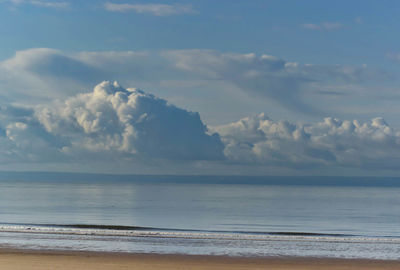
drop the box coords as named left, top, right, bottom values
left=0, top=81, right=224, bottom=163
left=212, top=113, right=400, bottom=170
left=0, top=81, right=400, bottom=173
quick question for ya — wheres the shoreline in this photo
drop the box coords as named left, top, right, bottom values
left=0, top=249, right=399, bottom=270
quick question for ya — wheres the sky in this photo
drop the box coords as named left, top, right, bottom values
left=1, top=0, right=400, bottom=175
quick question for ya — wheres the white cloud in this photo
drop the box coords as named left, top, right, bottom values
left=0, top=48, right=391, bottom=117
left=355, top=17, right=363, bottom=24
left=387, top=52, right=400, bottom=62
left=0, top=48, right=105, bottom=101
left=302, top=22, right=343, bottom=31
left=7, top=0, right=69, bottom=8
left=0, top=80, right=399, bottom=173
left=212, top=114, right=400, bottom=170
left=162, top=49, right=389, bottom=114
left=0, top=81, right=224, bottom=163
left=104, top=2, right=194, bottom=16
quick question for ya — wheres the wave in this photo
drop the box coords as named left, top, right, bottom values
left=0, top=222, right=352, bottom=236
left=54, top=224, right=354, bottom=237
left=0, top=223, right=399, bottom=244
left=47, top=224, right=153, bottom=231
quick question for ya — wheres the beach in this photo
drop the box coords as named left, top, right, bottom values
left=0, top=250, right=399, bottom=270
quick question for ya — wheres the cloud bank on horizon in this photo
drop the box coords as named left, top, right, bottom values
left=0, top=80, right=400, bottom=174
left=213, top=114, right=400, bottom=170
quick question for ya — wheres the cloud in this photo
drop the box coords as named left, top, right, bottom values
left=212, top=114, right=400, bottom=170
left=0, top=81, right=224, bottom=164
left=161, top=50, right=315, bottom=113
left=7, top=0, right=69, bottom=8
left=302, top=22, right=343, bottom=31
left=1, top=83, right=400, bottom=173
left=0, top=48, right=106, bottom=101
left=387, top=52, right=400, bottom=62
left=0, top=48, right=390, bottom=116
left=354, top=17, right=363, bottom=24
left=0, top=80, right=400, bottom=173
left=2, top=48, right=100, bottom=80
left=104, top=2, right=194, bottom=16
left=162, top=50, right=389, bottom=114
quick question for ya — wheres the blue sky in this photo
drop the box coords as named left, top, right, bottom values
left=1, top=0, right=400, bottom=175
left=1, top=0, right=400, bottom=66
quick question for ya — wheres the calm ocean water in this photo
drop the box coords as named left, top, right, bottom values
left=0, top=173, right=399, bottom=259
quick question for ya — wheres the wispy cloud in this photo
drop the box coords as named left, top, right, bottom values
left=302, top=22, right=343, bottom=31
left=354, top=17, right=363, bottom=24
left=104, top=2, right=194, bottom=16
left=8, top=0, right=69, bottom=8
left=0, top=48, right=390, bottom=115
left=386, top=52, right=400, bottom=62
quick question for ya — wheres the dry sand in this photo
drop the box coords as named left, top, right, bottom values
left=0, top=249, right=399, bottom=270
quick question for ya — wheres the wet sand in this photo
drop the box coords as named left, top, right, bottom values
left=0, top=249, right=399, bottom=269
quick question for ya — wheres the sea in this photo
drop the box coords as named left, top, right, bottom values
left=0, top=172, right=399, bottom=260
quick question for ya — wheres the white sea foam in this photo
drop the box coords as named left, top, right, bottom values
left=0, top=225, right=399, bottom=260
left=0, top=224, right=399, bottom=244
